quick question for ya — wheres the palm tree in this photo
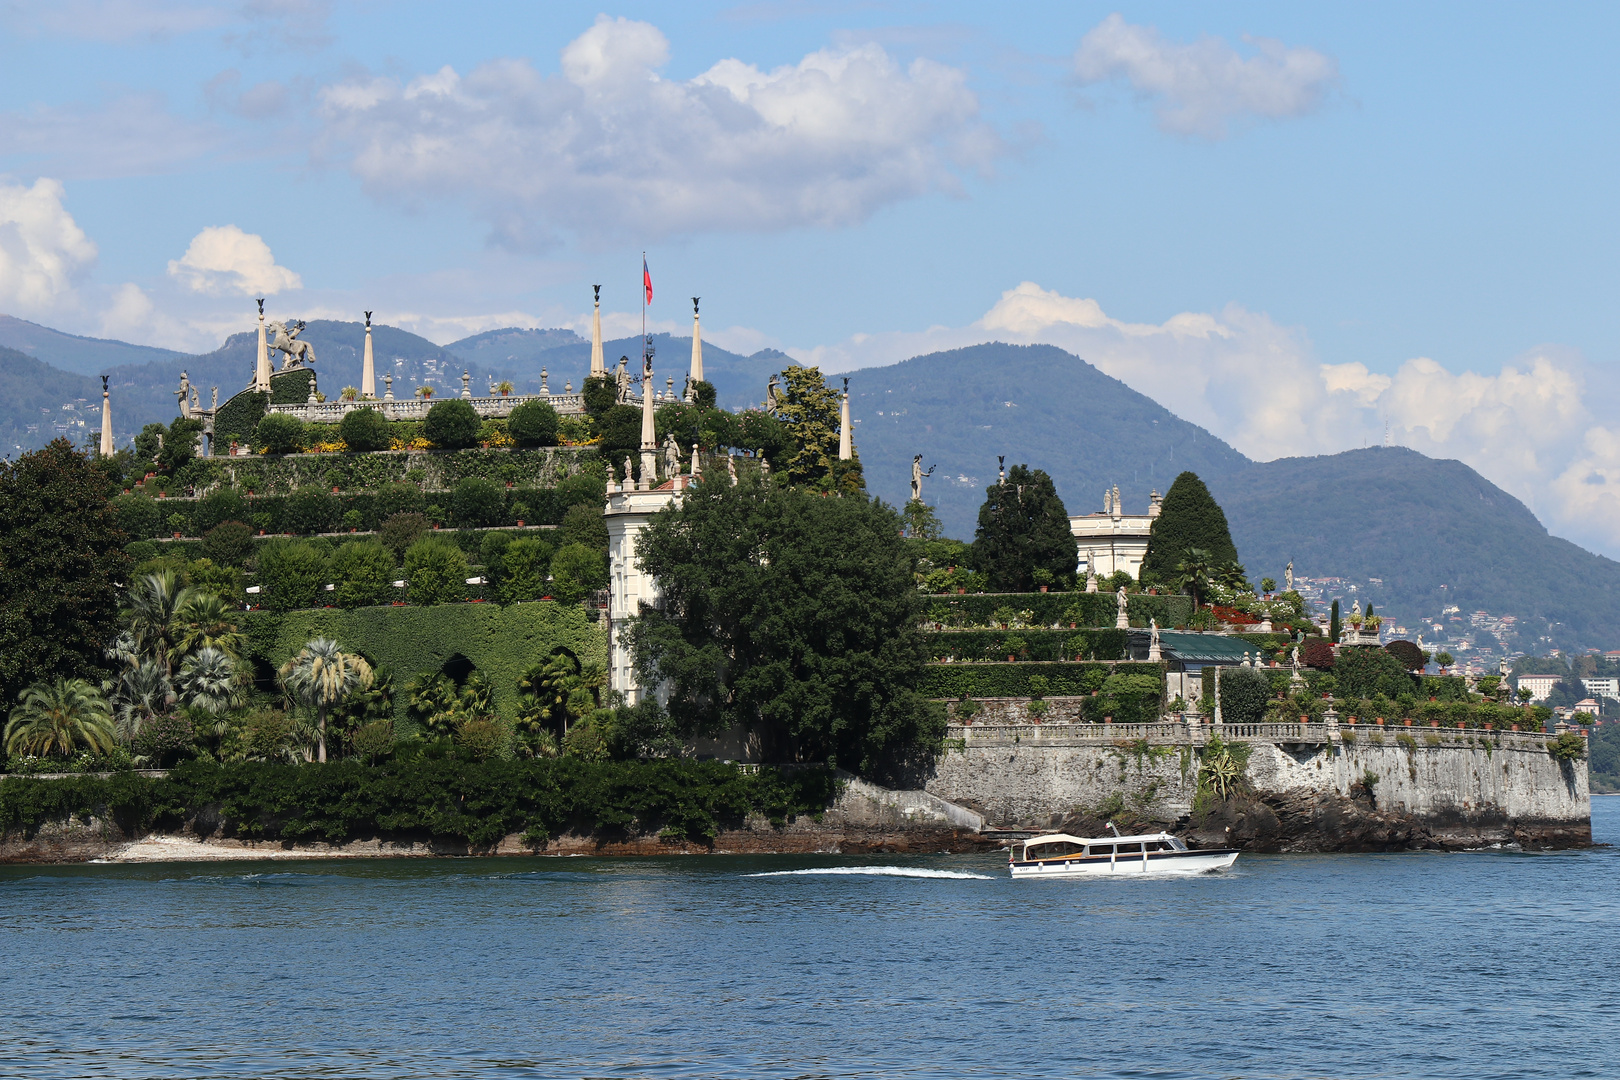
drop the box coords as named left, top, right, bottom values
left=407, top=671, right=459, bottom=735
left=174, top=591, right=246, bottom=662
left=178, top=647, right=239, bottom=760
left=127, top=570, right=195, bottom=677
left=108, top=659, right=174, bottom=742
left=5, top=679, right=118, bottom=759
left=1175, top=548, right=1214, bottom=610
left=340, top=386, right=359, bottom=401
left=279, top=639, right=373, bottom=763
left=518, top=654, right=606, bottom=736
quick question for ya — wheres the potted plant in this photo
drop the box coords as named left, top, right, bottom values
left=498, top=380, right=514, bottom=397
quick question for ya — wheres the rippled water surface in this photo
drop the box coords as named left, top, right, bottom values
left=3, top=801, right=1619, bottom=1079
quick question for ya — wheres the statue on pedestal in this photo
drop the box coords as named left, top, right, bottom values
left=765, top=375, right=781, bottom=414
left=727, top=455, right=738, bottom=486
left=1285, top=561, right=1294, bottom=592
left=615, top=357, right=631, bottom=403
left=1115, top=585, right=1129, bottom=629
left=1148, top=619, right=1161, bottom=662
left=663, top=434, right=680, bottom=478
left=266, top=320, right=316, bottom=370
left=1086, top=548, right=1098, bottom=593
left=622, top=455, right=635, bottom=486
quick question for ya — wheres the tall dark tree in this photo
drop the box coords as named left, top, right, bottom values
left=970, top=464, right=1076, bottom=593
left=0, top=439, right=131, bottom=707
left=1140, top=471, right=1239, bottom=585
left=631, top=475, right=940, bottom=772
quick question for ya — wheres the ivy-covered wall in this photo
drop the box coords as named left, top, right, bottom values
left=924, top=628, right=1128, bottom=662
left=920, top=592, right=1195, bottom=629
left=242, top=603, right=607, bottom=725
left=217, top=446, right=589, bottom=495
left=214, top=369, right=316, bottom=443
left=921, top=661, right=1164, bottom=699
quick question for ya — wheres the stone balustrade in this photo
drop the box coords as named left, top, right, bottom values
left=267, top=392, right=587, bottom=424
left=946, top=719, right=1563, bottom=751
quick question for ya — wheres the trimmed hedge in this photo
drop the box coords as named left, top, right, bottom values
left=921, top=661, right=1163, bottom=699
left=1419, top=675, right=1470, bottom=701
left=241, top=603, right=606, bottom=726
left=0, top=758, right=839, bottom=846
left=215, top=446, right=595, bottom=496
left=921, top=591, right=1195, bottom=630
left=924, top=628, right=1128, bottom=662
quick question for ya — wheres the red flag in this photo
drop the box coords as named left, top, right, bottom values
left=643, top=256, right=653, bottom=305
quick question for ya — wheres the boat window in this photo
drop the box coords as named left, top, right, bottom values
left=1026, top=841, right=1080, bottom=860
left=1168, top=838, right=1188, bottom=851
left=1087, top=845, right=1113, bottom=857
left=1115, top=843, right=1142, bottom=854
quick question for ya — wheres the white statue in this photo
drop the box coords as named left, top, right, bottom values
left=765, top=375, right=781, bottom=413
left=266, top=320, right=316, bottom=370
left=727, top=455, right=738, bottom=486
left=910, top=455, right=935, bottom=502
left=623, top=455, right=635, bottom=485
left=1148, top=618, right=1161, bottom=662
left=1086, top=548, right=1098, bottom=593
left=664, top=434, right=680, bottom=478
left=615, top=357, right=631, bottom=403
left=759, top=450, right=770, bottom=479
left=1291, top=646, right=1301, bottom=675
left=1285, top=561, right=1294, bottom=592
left=1115, top=585, right=1129, bottom=629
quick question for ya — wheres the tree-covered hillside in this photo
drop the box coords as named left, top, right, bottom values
left=0, top=345, right=103, bottom=454
left=846, top=343, right=1249, bottom=540
left=1212, top=447, right=1620, bottom=650
left=0, top=315, right=183, bottom=376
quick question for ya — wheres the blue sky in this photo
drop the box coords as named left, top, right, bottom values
left=4, top=2, right=1620, bottom=553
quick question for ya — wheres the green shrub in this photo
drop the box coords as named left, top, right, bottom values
left=919, top=662, right=1161, bottom=699
left=256, top=541, right=330, bottom=611
left=349, top=719, right=396, bottom=762
left=404, top=537, right=467, bottom=605
left=374, top=481, right=425, bottom=521
left=507, top=400, right=560, bottom=446
left=124, top=541, right=158, bottom=563
left=112, top=493, right=163, bottom=539
left=339, top=406, right=392, bottom=452
left=282, top=485, right=339, bottom=535
left=422, top=399, right=481, bottom=449
left=549, top=541, right=607, bottom=603
left=559, top=501, right=609, bottom=550
left=133, top=713, right=196, bottom=768
left=479, top=530, right=514, bottom=569
left=499, top=537, right=554, bottom=603
left=1217, top=667, right=1272, bottom=725
left=379, top=512, right=428, bottom=561
left=1336, top=646, right=1418, bottom=700
left=329, top=540, right=395, bottom=608
left=256, top=413, right=306, bottom=454
left=452, top=476, right=506, bottom=528
left=193, top=488, right=248, bottom=534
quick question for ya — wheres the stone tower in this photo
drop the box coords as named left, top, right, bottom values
left=590, top=285, right=605, bottom=379
left=361, top=311, right=376, bottom=399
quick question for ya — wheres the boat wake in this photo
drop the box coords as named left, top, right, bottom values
left=747, top=866, right=994, bottom=880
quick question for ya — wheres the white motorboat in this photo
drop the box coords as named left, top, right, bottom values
left=1008, top=826, right=1238, bottom=878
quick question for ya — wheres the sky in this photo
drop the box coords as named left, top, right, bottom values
left=3, top=1, right=1620, bottom=555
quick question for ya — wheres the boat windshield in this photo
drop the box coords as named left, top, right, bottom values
left=1024, top=840, right=1083, bottom=861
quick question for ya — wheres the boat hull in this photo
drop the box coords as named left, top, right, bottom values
left=1009, top=849, right=1239, bottom=878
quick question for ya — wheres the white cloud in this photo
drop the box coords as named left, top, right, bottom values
left=1073, top=13, right=1337, bottom=138
left=798, top=281, right=1620, bottom=559
left=0, top=177, right=97, bottom=314
left=313, top=15, right=1002, bottom=247
left=167, top=225, right=301, bottom=296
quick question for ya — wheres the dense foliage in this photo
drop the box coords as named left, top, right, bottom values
left=921, top=661, right=1163, bottom=701
left=632, top=474, right=938, bottom=771
left=422, top=399, right=482, bottom=449
left=0, top=440, right=131, bottom=706
left=506, top=400, right=559, bottom=446
left=1140, top=471, right=1239, bottom=585
left=338, top=406, right=392, bottom=452
left=970, top=464, right=1076, bottom=592
left=0, top=757, right=840, bottom=845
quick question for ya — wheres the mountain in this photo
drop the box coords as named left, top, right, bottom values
left=846, top=342, right=1620, bottom=653
left=0, top=345, right=103, bottom=455
left=443, top=327, right=584, bottom=367
left=847, top=343, right=1249, bottom=536
left=0, top=315, right=184, bottom=376
left=1213, top=448, right=1620, bottom=652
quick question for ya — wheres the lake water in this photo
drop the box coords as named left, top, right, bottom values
left=3, top=802, right=1618, bottom=1080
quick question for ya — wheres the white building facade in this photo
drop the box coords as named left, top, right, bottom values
left=1516, top=673, right=1560, bottom=702
left=605, top=477, right=687, bottom=706
left=1069, top=486, right=1162, bottom=580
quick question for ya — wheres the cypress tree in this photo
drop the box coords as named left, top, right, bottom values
left=970, top=464, right=1077, bottom=592
left=1330, top=599, right=1341, bottom=644
left=1140, top=471, right=1239, bottom=584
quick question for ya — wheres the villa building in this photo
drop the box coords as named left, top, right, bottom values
left=1517, top=673, right=1560, bottom=702
left=1069, top=486, right=1161, bottom=580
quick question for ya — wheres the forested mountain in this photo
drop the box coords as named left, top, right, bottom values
left=0, top=315, right=183, bottom=376
left=0, top=345, right=103, bottom=455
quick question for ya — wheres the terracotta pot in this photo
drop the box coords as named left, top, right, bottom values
left=332, top=486, right=340, bottom=493
left=349, top=527, right=356, bottom=533
left=541, top=595, right=553, bottom=601
left=516, top=520, right=525, bottom=527
left=1431, top=720, right=1439, bottom=728
left=1511, top=724, right=1519, bottom=731
left=123, top=488, right=130, bottom=494
left=1008, top=655, right=1016, bottom=663
left=1103, top=716, right=1113, bottom=724
left=1404, top=719, right=1412, bottom=726
left=173, top=532, right=182, bottom=538
left=956, top=587, right=965, bottom=595
left=1038, top=585, right=1048, bottom=593
left=1376, top=718, right=1384, bottom=725
left=258, top=529, right=265, bottom=536
left=157, top=491, right=165, bottom=499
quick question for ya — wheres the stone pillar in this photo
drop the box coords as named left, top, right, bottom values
left=255, top=299, right=271, bottom=391
left=98, top=376, right=113, bottom=457
left=1213, top=666, right=1223, bottom=726
left=838, top=377, right=852, bottom=461
left=541, top=368, right=549, bottom=394
left=461, top=370, right=472, bottom=399
left=689, top=297, right=703, bottom=394
left=639, top=358, right=657, bottom=484
left=384, top=373, right=394, bottom=401
left=590, top=285, right=605, bottom=379
left=361, top=312, right=376, bottom=399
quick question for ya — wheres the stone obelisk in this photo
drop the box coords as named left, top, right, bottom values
left=639, top=357, right=657, bottom=486
left=688, top=297, right=703, bottom=398
left=837, top=377, right=852, bottom=461
left=98, top=375, right=113, bottom=456
left=361, top=311, right=376, bottom=399
left=590, top=285, right=605, bottom=379
left=254, top=299, right=271, bottom=391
